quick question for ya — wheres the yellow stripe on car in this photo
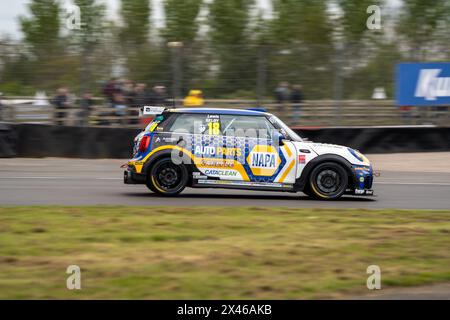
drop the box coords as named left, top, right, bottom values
left=129, top=145, right=250, bottom=181
left=279, top=160, right=295, bottom=183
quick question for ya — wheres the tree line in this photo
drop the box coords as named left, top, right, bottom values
left=0, top=0, right=449, bottom=99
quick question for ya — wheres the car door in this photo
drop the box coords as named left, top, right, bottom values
left=192, top=113, right=244, bottom=180
left=220, top=115, right=297, bottom=185
left=168, top=112, right=244, bottom=181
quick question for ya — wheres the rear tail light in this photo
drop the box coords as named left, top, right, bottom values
left=139, top=136, right=150, bottom=152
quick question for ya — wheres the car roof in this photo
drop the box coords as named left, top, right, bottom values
left=168, top=108, right=270, bottom=116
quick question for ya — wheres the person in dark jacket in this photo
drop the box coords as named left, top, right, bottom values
left=122, top=79, right=135, bottom=106
left=0, top=92, right=3, bottom=121
left=274, top=81, right=290, bottom=104
left=290, top=84, right=304, bottom=125
left=148, top=85, right=168, bottom=106
left=52, top=88, right=69, bottom=125
left=102, top=78, right=121, bottom=105
left=78, top=92, right=94, bottom=126
left=133, top=83, right=151, bottom=107
left=291, top=85, right=303, bottom=104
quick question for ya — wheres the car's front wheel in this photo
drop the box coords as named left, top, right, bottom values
left=308, top=162, right=348, bottom=200
left=146, top=158, right=188, bottom=196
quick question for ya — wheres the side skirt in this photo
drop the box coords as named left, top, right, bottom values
left=192, top=179, right=296, bottom=192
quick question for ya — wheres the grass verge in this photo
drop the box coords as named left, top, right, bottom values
left=0, top=206, right=449, bottom=299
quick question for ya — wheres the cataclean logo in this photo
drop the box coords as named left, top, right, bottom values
left=247, top=145, right=281, bottom=176
left=204, top=169, right=238, bottom=177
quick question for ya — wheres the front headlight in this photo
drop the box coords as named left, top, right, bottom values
left=348, top=148, right=370, bottom=165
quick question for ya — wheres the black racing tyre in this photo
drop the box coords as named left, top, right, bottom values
left=301, top=184, right=312, bottom=197
left=146, top=180, right=158, bottom=193
left=146, top=158, right=188, bottom=196
left=308, top=162, right=348, bottom=200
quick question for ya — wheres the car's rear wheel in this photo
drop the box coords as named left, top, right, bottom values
left=308, top=162, right=348, bottom=200
left=146, top=158, right=188, bottom=196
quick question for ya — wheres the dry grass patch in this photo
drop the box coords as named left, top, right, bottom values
left=0, top=206, right=449, bottom=299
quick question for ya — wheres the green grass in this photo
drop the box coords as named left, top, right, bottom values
left=0, top=206, right=449, bottom=299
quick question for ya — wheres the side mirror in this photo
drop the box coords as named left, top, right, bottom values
left=273, top=131, right=285, bottom=146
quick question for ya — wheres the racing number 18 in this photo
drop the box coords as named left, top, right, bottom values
left=208, top=122, right=220, bottom=135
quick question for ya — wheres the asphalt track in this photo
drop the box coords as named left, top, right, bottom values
left=0, top=158, right=449, bottom=209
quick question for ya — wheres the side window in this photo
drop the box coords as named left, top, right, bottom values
left=169, top=114, right=208, bottom=134
left=221, top=115, right=274, bottom=139
left=145, top=114, right=168, bottom=132
left=169, top=113, right=222, bottom=135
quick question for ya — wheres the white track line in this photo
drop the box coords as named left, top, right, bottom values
left=0, top=176, right=450, bottom=186
left=375, top=182, right=450, bottom=186
left=0, top=176, right=122, bottom=180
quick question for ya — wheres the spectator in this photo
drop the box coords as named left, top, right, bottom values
left=133, top=83, right=151, bottom=107
left=291, top=84, right=303, bottom=104
left=0, top=92, right=3, bottom=121
left=133, top=83, right=152, bottom=127
left=274, top=81, right=290, bottom=104
left=149, top=85, right=168, bottom=106
left=78, top=92, right=94, bottom=126
left=102, top=78, right=121, bottom=104
left=112, top=92, right=127, bottom=125
left=52, top=87, right=70, bottom=125
left=290, top=84, right=304, bottom=124
left=121, top=79, right=135, bottom=106
left=183, top=90, right=204, bottom=107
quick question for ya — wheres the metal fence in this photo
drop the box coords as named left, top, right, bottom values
left=1, top=40, right=450, bottom=128
left=1, top=97, right=448, bottom=128
left=2, top=41, right=450, bottom=100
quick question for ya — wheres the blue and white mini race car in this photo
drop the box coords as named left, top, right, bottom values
left=124, top=107, right=374, bottom=200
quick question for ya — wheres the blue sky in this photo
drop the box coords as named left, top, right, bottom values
left=0, top=0, right=401, bottom=40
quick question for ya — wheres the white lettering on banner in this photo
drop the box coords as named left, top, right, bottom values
left=415, top=69, right=450, bottom=101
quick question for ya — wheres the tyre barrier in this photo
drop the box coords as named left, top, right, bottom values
left=0, top=124, right=448, bottom=158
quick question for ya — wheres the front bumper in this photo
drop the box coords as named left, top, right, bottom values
left=349, top=165, right=374, bottom=196
left=352, top=189, right=374, bottom=196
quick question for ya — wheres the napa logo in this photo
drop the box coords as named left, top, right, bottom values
left=247, top=145, right=281, bottom=176
left=251, top=153, right=276, bottom=168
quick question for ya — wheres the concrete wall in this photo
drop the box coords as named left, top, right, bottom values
left=0, top=123, right=449, bottom=158
left=297, top=127, right=450, bottom=154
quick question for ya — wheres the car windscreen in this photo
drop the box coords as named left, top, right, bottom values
left=268, top=115, right=303, bottom=142
left=220, top=115, right=274, bottom=139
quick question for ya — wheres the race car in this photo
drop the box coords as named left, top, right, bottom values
left=124, top=107, right=374, bottom=200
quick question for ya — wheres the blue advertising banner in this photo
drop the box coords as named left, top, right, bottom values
left=396, top=62, right=450, bottom=106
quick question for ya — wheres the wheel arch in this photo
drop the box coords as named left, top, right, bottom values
left=294, top=154, right=355, bottom=191
left=142, top=148, right=195, bottom=184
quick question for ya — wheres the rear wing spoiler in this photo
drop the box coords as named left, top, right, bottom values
left=139, top=106, right=168, bottom=117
